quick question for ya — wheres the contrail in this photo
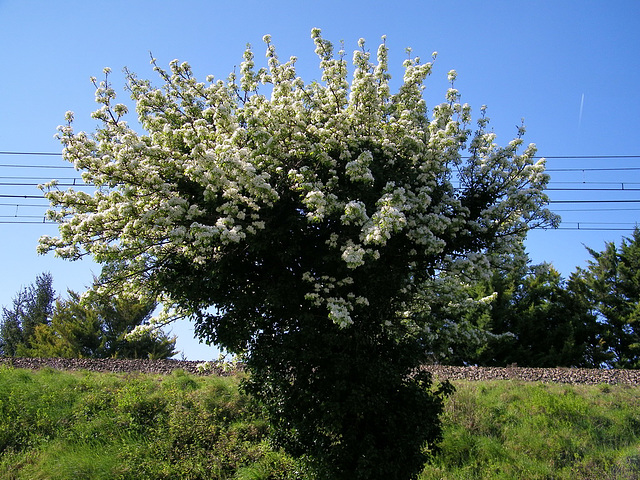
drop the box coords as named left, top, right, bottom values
left=578, top=93, right=585, bottom=129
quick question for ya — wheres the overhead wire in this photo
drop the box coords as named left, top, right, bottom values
left=1, top=151, right=639, bottom=230
left=2, top=151, right=640, bottom=159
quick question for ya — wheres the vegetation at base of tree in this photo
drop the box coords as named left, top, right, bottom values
left=0, top=274, right=176, bottom=360
left=0, top=367, right=638, bottom=480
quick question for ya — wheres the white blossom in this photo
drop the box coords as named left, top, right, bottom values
left=341, top=242, right=366, bottom=269
left=39, top=29, right=558, bottom=332
left=345, top=150, right=375, bottom=183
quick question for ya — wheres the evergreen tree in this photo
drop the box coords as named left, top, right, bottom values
left=478, top=263, right=606, bottom=367
left=0, top=272, right=55, bottom=356
left=574, top=228, right=640, bottom=368
left=415, top=258, right=607, bottom=368
left=24, top=289, right=176, bottom=360
left=0, top=304, right=23, bottom=356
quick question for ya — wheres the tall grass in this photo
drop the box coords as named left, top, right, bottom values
left=421, top=381, right=640, bottom=479
left=0, top=366, right=303, bottom=479
left=0, top=366, right=638, bottom=479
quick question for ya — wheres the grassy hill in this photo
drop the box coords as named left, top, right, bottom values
left=0, top=365, right=638, bottom=479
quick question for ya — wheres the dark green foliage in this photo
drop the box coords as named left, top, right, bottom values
left=477, top=263, right=607, bottom=368
left=0, top=272, right=55, bottom=356
left=572, top=227, right=640, bottom=368
left=82, top=291, right=176, bottom=359
left=0, top=309, right=22, bottom=357
left=1, top=276, right=176, bottom=360
left=243, top=316, right=454, bottom=480
left=421, top=260, right=608, bottom=368
left=411, top=230, right=640, bottom=369
left=179, top=171, right=459, bottom=478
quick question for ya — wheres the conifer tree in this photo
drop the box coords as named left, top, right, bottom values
left=574, top=228, right=640, bottom=368
left=0, top=272, right=55, bottom=356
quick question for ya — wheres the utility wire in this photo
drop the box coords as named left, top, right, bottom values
left=550, top=199, right=640, bottom=204
left=10, top=182, right=640, bottom=190
left=1, top=152, right=639, bottom=231
left=0, top=151, right=62, bottom=156
left=0, top=164, right=73, bottom=169
left=0, top=154, right=639, bottom=171
left=2, top=151, right=640, bottom=159
left=0, top=194, right=46, bottom=199
left=547, top=167, right=640, bottom=172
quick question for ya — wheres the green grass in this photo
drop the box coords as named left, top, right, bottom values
left=0, top=366, right=638, bottom=479
left=420, top=381, right=640, bottom=479
left=0, top=366, right=302, bottom=480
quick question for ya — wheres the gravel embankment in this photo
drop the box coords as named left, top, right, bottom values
left=1, top=357, right=639, bottom=385
left=0, top=357, right=237, bottom=376
left=422, top=365, right=640, bottom=386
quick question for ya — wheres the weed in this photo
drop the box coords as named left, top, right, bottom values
left=0, top=369, right=638, bottom=479
left=421, top=381, right=640, bottom=479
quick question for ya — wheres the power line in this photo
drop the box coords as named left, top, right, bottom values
left=3, top=218, right=637, bottom=232
left=1, top=152, right=639, bottom=233
left=4, top=195, right=639, bottom=204
left=0, top=182, right=91, bottom=187
left=552, top=207, right=640, bottom=212
left=557, top=222, right=638, bottom=228
left=0, top=154, right=639, bottom=172
left=0, top=202, right=49, bottom=207
left=11, top=181, right=640, bottom=190
left=6, top=175, right=640, bottom=186
left=5, top=195, right=640, bottom=206
left=546, top=188, right=640, bottom=192
left=548, top=181, right=640, bottom=186
left=0, top=164, right=72, bottom=169
left=550, top=199, right=640, bottom=204
left=547, top=167, right=640, bottom=173
left=2, top=150, right=640, bottom=159
left=0, top=194, right=46, bottom=199
left=541, top=155, right=640, bottom=159
left=0, top=176, right=83, bottom=180
left=549, top=227, right=638, bottom=231
left=0, top=151, right=62, bottom=156
left=0, top=221, right=56, bottom=225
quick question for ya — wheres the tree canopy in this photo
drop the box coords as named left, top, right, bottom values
left=39, top=30, right=557, bottom=479
left=23, top=289, right=176, bottom=360
left=472, top=262, right=606, bottom=368
left=571, top=228, right=640, bottom=368
left=0, top=272, right=55, bottom=356
left=0, top=273, right=176, bottom=360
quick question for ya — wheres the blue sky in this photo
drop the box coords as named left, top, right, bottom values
left=1, top=0, right=639, bottom=360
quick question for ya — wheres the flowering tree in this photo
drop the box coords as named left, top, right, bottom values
left=39, top=29, right=557, bottom=479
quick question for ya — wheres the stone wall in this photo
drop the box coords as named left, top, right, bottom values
left=1, top=357, right=638, bottom=385
left=422, top=365, right=640, bottom=386
left=0, top=357, right=239, bottom=377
